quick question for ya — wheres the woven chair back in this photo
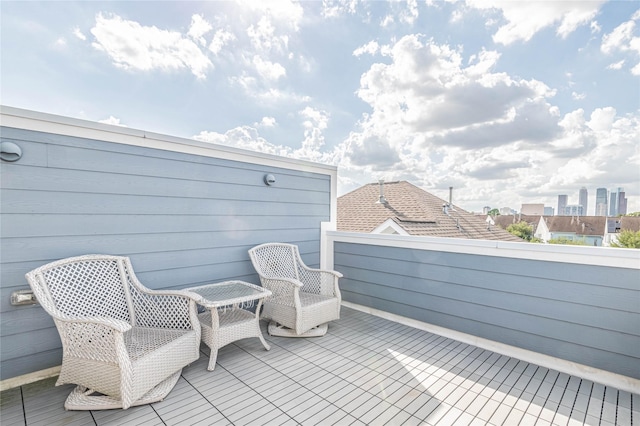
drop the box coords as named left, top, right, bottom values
left=26, top=256, right=134, bottom=323
left=249, top=243, right=302, bottom=281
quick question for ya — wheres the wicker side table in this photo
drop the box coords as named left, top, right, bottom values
left=186, top=281, right=271, bottom=371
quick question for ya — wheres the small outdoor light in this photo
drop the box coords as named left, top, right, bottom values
left=0, top=141, right=22, bottom=162
left=264, top=174, right=276, bottom=186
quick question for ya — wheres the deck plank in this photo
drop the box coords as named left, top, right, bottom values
left=5, top=307, right=637, bottom=426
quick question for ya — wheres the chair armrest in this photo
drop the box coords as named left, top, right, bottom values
left=303, top=267, right=343, bottom=279
left=298, top=268, right=342, bottom=297
left=131, top=288, right=199, bottom=330
left=260, top=277, right=302, bottom=308
left=54, top=316, right=131, bottom=364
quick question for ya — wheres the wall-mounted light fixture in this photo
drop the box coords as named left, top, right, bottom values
left=0, top=141, right=23, bottom=162
left=264, top=174, right=276, bottom=186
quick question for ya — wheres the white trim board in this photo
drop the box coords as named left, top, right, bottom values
left=328, top=231, right=640, bottom=269
left=0, top=366, right=61, bottom=392
left=342, top=301, right=640, bottom=395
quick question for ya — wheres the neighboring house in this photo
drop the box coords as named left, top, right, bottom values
left=604, top=216, right=640, bottom=246
left=337, top=180, right=523, bottom=241
left=535, top=216, right=606, bottom=246
left=493, top=214, right=541, bottom=235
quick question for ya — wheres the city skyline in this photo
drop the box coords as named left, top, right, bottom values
left=555, top=186, right=629, bottom=216
left=482, top=185, right=633, bottom=216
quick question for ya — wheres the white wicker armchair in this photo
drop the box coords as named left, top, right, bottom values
left=25, top=254, right=201, bottom=410
left=248, top=243, right=342, bottom=337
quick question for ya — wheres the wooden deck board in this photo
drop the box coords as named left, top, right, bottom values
left=1, top=307, right=637, bottom=426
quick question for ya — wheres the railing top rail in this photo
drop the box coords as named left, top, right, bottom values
left=327, top=230, right=640, bottom=269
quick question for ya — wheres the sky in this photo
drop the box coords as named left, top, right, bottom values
left=2, top=0, right=639, bottom=214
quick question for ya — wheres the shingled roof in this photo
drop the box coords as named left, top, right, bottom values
left=541, top=216, right=607, bottom=236
left=337, top=181, right=523, bottom=241
left=493, top=214, right=542, bottom=233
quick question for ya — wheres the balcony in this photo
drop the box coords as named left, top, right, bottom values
left=1, top=306, right=636, bottom=426
left=1, top=107, right=638, bottom=425
left=2, top=232, right=638, bottom=426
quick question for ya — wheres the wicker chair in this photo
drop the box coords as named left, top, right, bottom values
left=248, top=243, right=342, bottom=337
left=25, top=254, right=201, bottom=410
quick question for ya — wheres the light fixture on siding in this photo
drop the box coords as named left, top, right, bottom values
left=0, top=141, right=22, bottom=162
left=264, top=174, right=276, bottom=186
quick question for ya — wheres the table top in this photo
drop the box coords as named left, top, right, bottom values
left=185, top=280, right=271, bottom=308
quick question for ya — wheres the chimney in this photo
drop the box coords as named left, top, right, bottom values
left=376, top=179, right=387, bottom=204
left=448, top=186, right=453, bottom=206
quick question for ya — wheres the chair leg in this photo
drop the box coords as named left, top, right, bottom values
left=64, top=371, right=182, bottom=410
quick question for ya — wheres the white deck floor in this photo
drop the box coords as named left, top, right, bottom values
left=1, top=307, right=637, bottom=425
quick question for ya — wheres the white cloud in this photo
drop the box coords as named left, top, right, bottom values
left=601, top=20, right=636, bottom=54
left=194, top=127, right=301, bottom=160
left=209, top=29, right=235, bottom=55
left=355, top=35, right=557, bottom=147
left=239, top=0, right=304, bottom=30
left=300, top=106, right=329, bottom=130
left=601, top=12, right=640, bottom=74
left=193, top=124, right=334, bottom=164
left=353, top=40, right=379, bottom=57
left=243, top=1, right=303, bottom=55
left=256, top=116, right=277, bottom=127
left=73, top=27, right=86, bottom=41
left=187, top=14, right=213, bottom=46
left=571, top=91, right=586, bottom=100
left=252, top=56, right=286, bottom=81
left=321, top=0, right=361, bottom=18
left=98, top=116, right=127, bottom=127
left=299, top=107, right=330, bottom=155
left=90, top=13, right=212, bottom=79
left=466, top=0, right=605, bottom=45
left=607, top=60, right=625, bottom=70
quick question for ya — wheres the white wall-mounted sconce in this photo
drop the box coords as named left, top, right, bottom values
left=264, top=174, right=276, bottom=186
left=0, top=141, right=22, bottom=162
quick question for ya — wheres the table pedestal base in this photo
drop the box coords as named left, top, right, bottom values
left=268, top=321, right=328, bottom=337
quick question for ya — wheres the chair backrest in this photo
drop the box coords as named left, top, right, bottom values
left=25, top=255, right=135, bottom=323
left=248, top=243, right=302, bottom=280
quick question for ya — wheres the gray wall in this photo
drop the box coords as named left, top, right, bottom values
left=335, top=242, right=640, bottom=380
left=0, top=126, right=332, bottom=380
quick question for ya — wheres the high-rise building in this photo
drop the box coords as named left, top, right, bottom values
left=618, top=189, right=627, bottom=216
left=565, top=205, right=584, bottom=216
left=596, top=188, right=608, bottom=216
left=609, top=191, right=618, bottom=216
left=608, top=187, right=627, bottom=216
left=579, top=187, right=588, bottom=215
left=544, top=207, right=554, bottom=215
left=557, top=195, right=568, bottom=216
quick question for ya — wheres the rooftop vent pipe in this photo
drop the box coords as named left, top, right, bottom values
left=376, top=179, right=387, bottom=204
left=449, top=186, right=453, bottom=206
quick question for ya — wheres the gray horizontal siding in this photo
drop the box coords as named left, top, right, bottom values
left=0, top=127, right=331, bottom=380
left=335, top=242, right=640, bottom=380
